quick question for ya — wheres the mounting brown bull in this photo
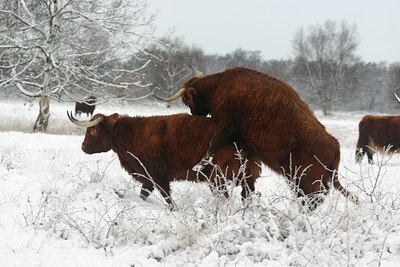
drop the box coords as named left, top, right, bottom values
left=154, top=66, right=359, bottom=210
left=356, top=115, right=400, bottom=164
left=67, top=111, right=260, bottom=207
left=75, top=95, right=97, bottom=117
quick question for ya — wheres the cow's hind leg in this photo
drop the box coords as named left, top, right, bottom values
left=139, top=183, right=154, bottom=200
left=355, top=146, right=365, bottom=163
left=240, top=159, right=260, bottom=200
left=193, top=123, right=236, bottom=171
left=240, top=176, right=256, bottom=200
left=295, top=178, right=327, bottom=211
left=366, top=147, right=375, bottom=164
left=155, top=181, right=176, bottom=210
left=356, top=135, right=374, bottom=164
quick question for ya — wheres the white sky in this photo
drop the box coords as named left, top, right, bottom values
left=146, top=0, right=400, bottom=63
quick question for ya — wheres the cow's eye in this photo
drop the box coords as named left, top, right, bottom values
left=90, top=129, right=96, bottom=136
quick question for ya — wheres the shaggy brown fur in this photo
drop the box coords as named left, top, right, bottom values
left=176, top=66, right=358, bottom=209
left=79, top=113, right=261, bottom=206
left=75, top=95, right=96, bottom=117
left=356, top=115, right=400, bottom=164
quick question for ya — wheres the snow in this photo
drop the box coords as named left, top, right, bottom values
left=1, top=99, right=400, bottom=266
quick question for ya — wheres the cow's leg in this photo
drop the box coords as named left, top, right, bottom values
left=356, top=134, right=373, bottom=164
left=355, top=134, right=368, bottom=163
left=193, top=123, right=236, bottom=171
left=139, top=183, right=154, bottom=200
left=155, top=181, right=175, bottom=210
left=281, top=158, right=328, bottom=211
left=366, top=148, right=374, bottom=164
left=240, top=176, right=256, bottom=200
left=303, top=192, right=326, bottom=211
left=240, top=162, right=259, bottom=200
left=295, top=177, right=327, bottom=211
left=355, top=146, right=365, bottom=163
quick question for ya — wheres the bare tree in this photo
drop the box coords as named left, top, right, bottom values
left=0, top=0, right=155, bottom=131
left=292, top=20, right=359, bottom=115
left=143, top=36, right=205, bottom=100
left=389, top=63, right=400, bottom=110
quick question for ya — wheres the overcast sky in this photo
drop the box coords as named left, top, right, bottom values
left=146, top=0, right=400, bottom=63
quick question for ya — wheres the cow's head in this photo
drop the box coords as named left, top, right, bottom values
left=152, top=67, right=209, bottom=116
left=67, top=111, right=119, bottom=154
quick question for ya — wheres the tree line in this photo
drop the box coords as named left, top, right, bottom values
left=1, top=0, right=399, bottom=131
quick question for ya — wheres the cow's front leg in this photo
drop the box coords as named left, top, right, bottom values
left=140, top=183, right=154, bottom=200
left=192, top=153, right=214, bottom=171
left=193, top=123, right=234, bottom=171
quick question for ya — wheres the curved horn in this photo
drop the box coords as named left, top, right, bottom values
left=67, top=111, right=103, bottom=128
left=152, top=87, right=186, bottom=102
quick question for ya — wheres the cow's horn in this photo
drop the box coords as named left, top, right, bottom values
left=394, top=92, right=400, bottom=103
left=152, top=87, right=186, bottom=102
left=67, top=111, right=103, bottom=127
left=188, top=64, right=204, bottom=78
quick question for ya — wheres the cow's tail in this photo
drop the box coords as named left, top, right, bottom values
left=327, top=147, right=359, bottom=205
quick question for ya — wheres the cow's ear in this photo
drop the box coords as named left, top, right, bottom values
left=104, top=117, right=116, bottom=133
left=186, top=87, right=196, bottom=107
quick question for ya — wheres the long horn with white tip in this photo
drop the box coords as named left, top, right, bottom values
left=152, top=87, right=186, bottom=102
left=67, top=111, right=103, bottom=128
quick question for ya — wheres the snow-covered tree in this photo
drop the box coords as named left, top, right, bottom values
left=0, top=0, right=155, bottom=131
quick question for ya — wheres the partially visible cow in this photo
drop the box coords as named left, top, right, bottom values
left=355, top=115, right=400, bottom=163
left=75, top=95, right=96, bottom=117
left=154, top=66, right=359, bottom=210
left=67, top=112, right=261, bottom=207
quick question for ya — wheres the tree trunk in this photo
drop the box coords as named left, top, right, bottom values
left=322, top=106, right=331, bottom=116
left=320, top=98, right=333, bottom=116
left=33, top=95, right=50, bottom=132
left=34, top=53, right=52, bottom=132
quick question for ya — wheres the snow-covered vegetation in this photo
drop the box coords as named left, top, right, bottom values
left=1, top=99, right=400, bottom=266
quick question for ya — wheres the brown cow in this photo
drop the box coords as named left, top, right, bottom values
left=67, top=111, right=261, bottom=207
left=356, top=115, right=400, bottom=163
left=75, top=95, right=96, bottom=117
left=154, top=66, right=359, bottom=210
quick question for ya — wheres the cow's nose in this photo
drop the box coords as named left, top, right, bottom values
left=81, top=144, right=86, bottom=151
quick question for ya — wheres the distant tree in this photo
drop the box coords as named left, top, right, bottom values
left=0, top=0, right=154, bottom=131
left=261, top=59, right=294, bottom=85
left=351, top=63, right=388, bottom=112
left=143, top=36, right=205, bottom=100
left=202, top=53, right=226, bottom=74
left=201, top=48, right=263, bottom=75
left=224, top=48, right=263, bottom=69
left=389, top=63, right=400, bottom=108
left=292, top=20, right=359, bottom=115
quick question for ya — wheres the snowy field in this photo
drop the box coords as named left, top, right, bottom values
left=1, top=99, right=400, bottom=266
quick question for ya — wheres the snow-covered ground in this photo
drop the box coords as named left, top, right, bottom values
left=1, top=99, right=400, bottom=266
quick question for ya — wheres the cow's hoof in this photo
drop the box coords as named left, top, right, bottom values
left=192, top=163, right=205, bottom=172
left=192, top=156, right=213, bottom=171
